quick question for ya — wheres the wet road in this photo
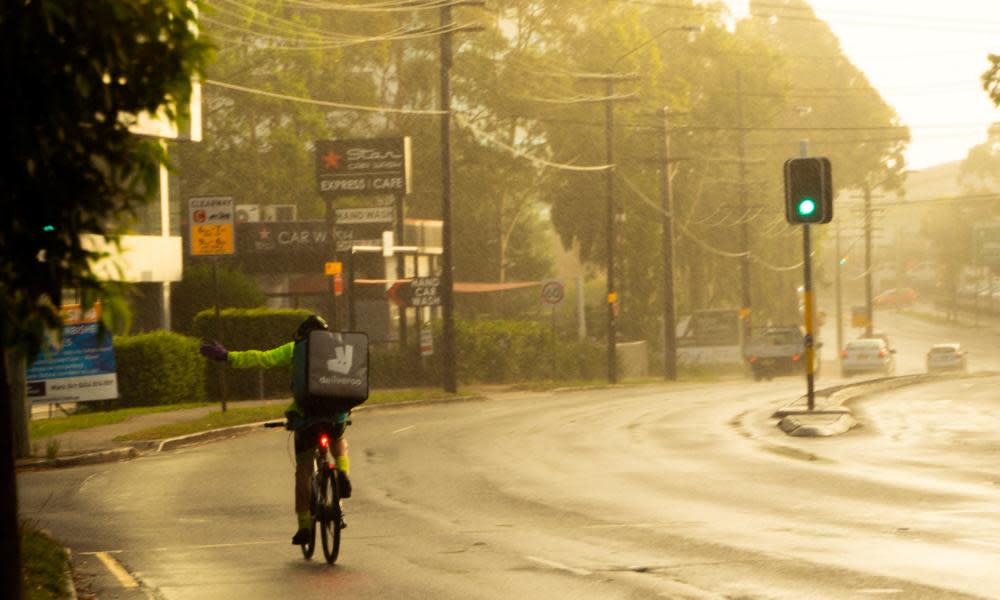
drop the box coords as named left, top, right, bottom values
left=19, top=369, right=1000, bottom=599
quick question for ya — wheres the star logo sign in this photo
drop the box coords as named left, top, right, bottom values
left=258, top=227, right=271, bottom=240
left=322, top=150, right=343, bottom=169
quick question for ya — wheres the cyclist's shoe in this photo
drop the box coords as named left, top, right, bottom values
left=338, top=473, right=352, bottom=498
left=291, top=528, right=311, bottom=545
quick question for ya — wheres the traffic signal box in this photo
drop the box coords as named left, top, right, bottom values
left=784, top=157, right=833, bottom=224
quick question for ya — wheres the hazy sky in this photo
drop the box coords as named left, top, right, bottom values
left=727, top=0, right=1000, bottom=171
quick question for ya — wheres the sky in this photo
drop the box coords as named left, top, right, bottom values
left=726, top=0, right=1000, bottom=171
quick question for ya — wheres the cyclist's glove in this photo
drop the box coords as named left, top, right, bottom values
left=199, top=340, right=229, bottom=362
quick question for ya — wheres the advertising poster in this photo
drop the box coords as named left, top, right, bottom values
left=26, top=304, right=118, bottom=404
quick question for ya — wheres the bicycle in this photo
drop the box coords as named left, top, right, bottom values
left=265, top=419, right=344, bottom=564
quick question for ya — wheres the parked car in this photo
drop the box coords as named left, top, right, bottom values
left=926, top=343, right=968, bottom=373
left=841, top=338, right=896, bottom=377
left=873, top=287, right=918, bottom=309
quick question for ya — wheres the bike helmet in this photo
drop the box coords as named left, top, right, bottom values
left=295, top=314, right=329, bottom=341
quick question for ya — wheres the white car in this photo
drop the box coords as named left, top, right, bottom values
left=926, top=343, right=968, bottom=373
left=841, top=338, right=895, bottom=377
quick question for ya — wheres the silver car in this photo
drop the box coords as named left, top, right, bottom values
left=926, top=343, right=968, bottom=373
left=841, top=338, right=895, bottom=377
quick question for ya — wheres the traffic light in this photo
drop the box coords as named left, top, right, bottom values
left=784, top=157, right=832, bottom=224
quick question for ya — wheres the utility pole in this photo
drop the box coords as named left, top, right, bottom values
left=659, top=107, right=678, bottom=380
left=438, top=3, right=483, bottom=393
left=864, top=183, right=874, bottom=336
left=736, top=71, right=752, bottom=350
left=604, top=76, right=618, bottom=384
left=439, top=3, right=457, bottom=393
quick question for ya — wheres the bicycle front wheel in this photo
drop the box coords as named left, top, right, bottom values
left=319, top=467, right=342, bottom=564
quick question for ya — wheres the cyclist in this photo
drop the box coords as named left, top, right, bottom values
left=199, top=314, right=352, bottom=545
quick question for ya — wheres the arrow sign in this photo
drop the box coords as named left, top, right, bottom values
left=387, top=280, right=413, bottom=308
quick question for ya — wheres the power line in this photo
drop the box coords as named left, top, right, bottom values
left=454, top=112, right=613, bottom=172
left=203, top=79, right=446, bottom=115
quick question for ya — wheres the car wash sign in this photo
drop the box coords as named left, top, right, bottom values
left=26, top=304, right=118, bottom=404
left=316, top=137, right=412, bottom=198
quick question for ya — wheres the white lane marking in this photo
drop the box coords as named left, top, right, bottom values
left=856, top=590, right=903, bottom=595
left=94, top=551, right=139, bottom=589
left=525, top=555, right=591, bottom=576
left=960, top=538, right=1000, bottom=550
left=392, top=425, right=415, bottom=434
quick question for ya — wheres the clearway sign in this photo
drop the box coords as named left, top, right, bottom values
left=316, top=137, right=412, bottom=198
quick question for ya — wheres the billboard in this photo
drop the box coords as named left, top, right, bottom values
left=26, top=304, right=118, bottom=404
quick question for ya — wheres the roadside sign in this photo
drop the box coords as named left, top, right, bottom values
left=541, top=279, right=565, bottom=305
left=26, top=304, right=118, bottom=404
left=411, top=277, right=441, bottom=307
left=189, top=196, right=235, bottom=256
left=325, top=261, right=342, bottom=276
left=316, top=137, right=412, bottom=197
left=851, top=306, right=869, bottom=328
left=333, top=273, right=343, bottom=296
left=420, top=326, right=434, bottom=357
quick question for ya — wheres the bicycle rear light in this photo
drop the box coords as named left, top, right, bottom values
left=319, top=434, right=330, bottom=449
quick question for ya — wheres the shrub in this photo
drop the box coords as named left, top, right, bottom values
left=170, top=264, right=266, bottom=334
left=114, top=330, right=205, bottom=408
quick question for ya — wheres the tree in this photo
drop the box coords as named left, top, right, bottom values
left=984, top=54, right=1000, bottom=107
left=0, top=2, right=209, bottom=597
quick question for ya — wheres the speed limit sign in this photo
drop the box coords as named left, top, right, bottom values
left=541, top=279, right=565, bottom=305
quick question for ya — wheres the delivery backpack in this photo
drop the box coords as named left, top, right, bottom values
left=292, top=330, right=369, bottom=417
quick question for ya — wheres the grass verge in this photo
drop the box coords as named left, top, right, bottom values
left=30, top=402, right=210, bottom=439
left=114, top=388, right=470, bottom=441
left=21, top=522, right=70, bottom=600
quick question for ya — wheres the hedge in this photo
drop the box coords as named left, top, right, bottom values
left=114, top=331, right=205, bottom=408
left=188, top=309, right=607, bottom=395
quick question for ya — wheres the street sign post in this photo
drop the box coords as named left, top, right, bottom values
left=189, top=196, right=234, bottom=411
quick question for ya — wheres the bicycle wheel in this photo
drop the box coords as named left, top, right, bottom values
left=319, top=466, right=342, bottom=564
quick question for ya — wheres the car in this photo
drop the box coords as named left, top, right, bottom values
left=841, top=338, right=896, bottom=377
left=926, top=343, right=968, bottom=373
left=873, top=287, right=918, bottom=309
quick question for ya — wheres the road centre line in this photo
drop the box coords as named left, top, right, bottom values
left=525, top=555, right=592, bottom=576
left=392, top=425, right=415, bottom=434
left=856, top=590, right=903, bottom=595
left=94, top=551, right=139, bottom=589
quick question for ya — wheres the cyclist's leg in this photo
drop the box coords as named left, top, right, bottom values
left=328, top=419, right=351, bottom=498
left=292, top=427, right=316, bottom=541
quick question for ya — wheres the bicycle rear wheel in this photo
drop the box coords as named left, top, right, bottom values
left=319, top=467, right=342, bottom=564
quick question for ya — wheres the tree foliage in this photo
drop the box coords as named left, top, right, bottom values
left=180, top=0, right=909, bottom=343
left=1, top=0, right=210, bottom=357
left=984, top=54, right=1000, bottom=107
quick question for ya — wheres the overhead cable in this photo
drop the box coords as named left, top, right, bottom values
left=454, top=113, right=613, bottom=172
left=203, top=79, right=446, bottom=115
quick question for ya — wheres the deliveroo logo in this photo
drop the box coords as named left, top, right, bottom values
left=326, top=345, right=354, bottom=375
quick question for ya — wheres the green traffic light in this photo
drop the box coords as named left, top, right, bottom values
left=796, top=197, right=817, bottom=217
left=42, top=225, right=55, bottom=232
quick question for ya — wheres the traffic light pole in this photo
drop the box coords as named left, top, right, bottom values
left=799, top=141, right=817, bottom=411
